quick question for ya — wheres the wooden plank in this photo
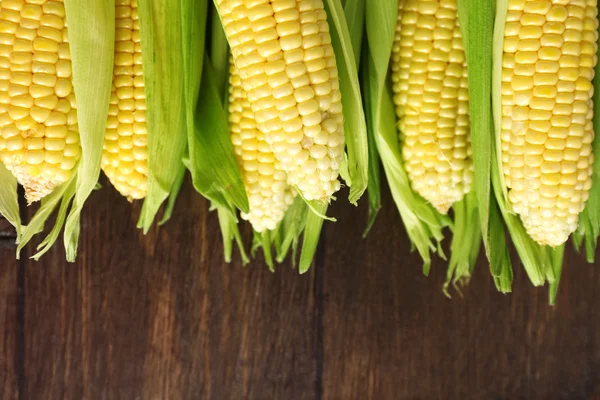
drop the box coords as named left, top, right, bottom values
left=22, top=178, right=318, bottom=399
left=321, top=186, right=600, bottom=400
left=0, top=216, right=15, bottom=240
left=0, top=225, right=20, bottom=400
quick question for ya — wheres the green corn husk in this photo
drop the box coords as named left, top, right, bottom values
left=184, top=0, right=250, bottom=265
left=344, top=0, right=382, bottom=237
left=137, top=0, right=204, bottom=232
left=0, top=0, right=115, bottom=261
left=574, top=7, right=600, bottom=263
left=365, top=0, right=480, bottom=286
left=327, top=0, right=369, bottom=205
left=0, top=163, right=21, bottom=239
left=206, top=10, right=249, bottom=265
left=460, top=0, right=513, bottom=292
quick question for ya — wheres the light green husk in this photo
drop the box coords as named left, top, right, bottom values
left=491, top=0, right=566, bottom=303
left=137, top=0, right=200, bottom=232
left=326, top=0, right=369, bottom=205
left=0, top=163, right=21, bottom=238
left=342, top=0, right=382, bottom=236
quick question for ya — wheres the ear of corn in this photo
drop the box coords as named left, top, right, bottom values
left=208, top=0, right=368, bottom=271
left=499, top=0, right=598, bottom=247
left=363, top=0, right=480, bottom=285
left=228, top=59, right=295, bottom=232
left=364, top=0, right=449, bottom=271
left=0, top=0, right=114, bottom=261
left=0, top=0, right=80, bottom=203
left=215, top=0, right=345, bottom=202
left=487, top=0, right=600, bottom=299
left=391, top=0, right=473, bottom=214
left=102, top=0, right=148, bottom=201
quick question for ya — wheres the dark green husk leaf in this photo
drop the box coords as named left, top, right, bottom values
left=460, top=0, right=513, bottom=291
left=325, top=0, right=369, bottom=204
left=204, top=6, right=248, bottom=263
left=361, top=29, right=381, bottom=237
left=137, top=0, right=202, bottom=232
left=210, top=4, right=230, bottom=100
left=341, top=0, right=365, bottom=66
left=187, top=3, right=248, bottom=215
left=188, top=53, right=249, bottom=214
left=344, top=0, right=378, bottom=235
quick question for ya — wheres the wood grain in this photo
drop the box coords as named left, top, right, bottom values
left=0, top=178, right=599, bottom=398
left=0, top=219, right=20, bottom=400
left=322, top=185, right=600, bottom=400
left=0, top=216, right=15, bottom=241
left=21, top=177, right=318, bottom=400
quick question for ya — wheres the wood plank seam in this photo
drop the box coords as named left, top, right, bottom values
left=314, top=234, right=326, bottom=400
left=17, top=192, right=26, bottom=399
left=16, top=255, right=25, bottom=400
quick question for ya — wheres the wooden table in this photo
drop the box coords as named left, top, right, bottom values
left=1, top=178, right=599, bottom=399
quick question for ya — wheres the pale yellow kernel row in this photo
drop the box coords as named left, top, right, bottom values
left=501, top=0, right=599, bottom=246
left=229, top=60, right=295, bottom=232
left=0, top=0, right=80, bottom=203
left=391, top=0, right=473, bottom=214
left=216, top=0, right=344, bottom=202
left=101, top=0, right=148, bottom=201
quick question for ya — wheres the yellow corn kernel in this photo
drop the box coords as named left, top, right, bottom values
left=391, top=0, right=473, bottom=214
left=0, top=0, right=80, bottom=203
left=228, top=60, right=295, bottom=232
left=501, top=0, right=598, bottom=246
left=101, top=0, right=148, bottom=201
left=215, top=0, right=344, bottom=202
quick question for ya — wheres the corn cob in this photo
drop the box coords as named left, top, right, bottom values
left=0, top=0, right=80, bottom=203
left=216, top=0, right=344, bottom=202
left=500, top=0, right=598, bottom=246
left=229, top=60, right=295, bottom=232
left=101, top=0, right=148, bottom=201
left=391, top=0, right=473, bottom=214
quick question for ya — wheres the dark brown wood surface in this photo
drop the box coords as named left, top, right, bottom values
left=0, top=215, right=19, bottom=400
left=1, top=178, right=600, bottom=400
